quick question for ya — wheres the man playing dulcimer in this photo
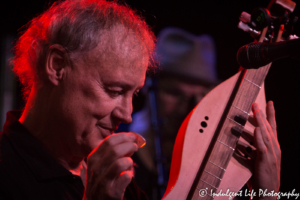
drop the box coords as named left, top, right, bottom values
left=0, top=0, right=281, bottom=199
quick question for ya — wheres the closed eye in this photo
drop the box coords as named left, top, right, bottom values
left=106, top=89, right=124, bottom=98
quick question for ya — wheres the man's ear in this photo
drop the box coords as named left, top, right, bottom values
left=45, top=44, right=69, bottom=85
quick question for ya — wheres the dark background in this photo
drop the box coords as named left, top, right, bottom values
left=1, top=0, right=300, bottom=198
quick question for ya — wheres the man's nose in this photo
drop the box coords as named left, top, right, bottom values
left=114, top=97, right=133, bottom=124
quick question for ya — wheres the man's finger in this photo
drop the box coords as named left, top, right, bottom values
left=100, top=133, right=136, bottom=149
left=252, top=104, right=274, bottom=150
left=253, top=127, right=267, bottom=159
left=252, top=103, right=280, bottom=159
left=111, top=170, right=134, bottom=199
left=247, top=114, right=255, bottom=127
left=105, top=157, right=134, bottom=180
left=252, top=103, right=273, bottom=138
left=90, top=133, right=136, bottom=156
left=266, top=101, right=277, bottom=138
left=240, top=129, right=254, bottom=145
left=236, top=140, right=256, bottom=159
left=92, top=141, right=137, bottom=169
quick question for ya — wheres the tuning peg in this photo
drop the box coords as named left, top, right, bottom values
left=239, top=12, right=251, bottom=23
left=282, top=15, right=298, bottom=39
left=251, top=8, right=271, bottom=31
left=238, top=22, right=261, bottom=37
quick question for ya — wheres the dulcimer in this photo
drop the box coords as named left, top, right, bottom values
left=162, top=1, right=297, bottom=199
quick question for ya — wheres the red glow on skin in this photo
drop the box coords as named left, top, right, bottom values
left=120, top=171, right=126, bottom=176
left=120, top=170, right=134, bottom=177
left=13, top=0, right=155, bottom=101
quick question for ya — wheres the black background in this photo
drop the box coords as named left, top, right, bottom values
left=1, top=0, right=300, bottom=197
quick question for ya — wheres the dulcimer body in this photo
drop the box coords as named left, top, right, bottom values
left=162, top=70, right=267, bottom=200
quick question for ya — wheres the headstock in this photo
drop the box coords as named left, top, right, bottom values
left=238, top=0, right=298, bottom=42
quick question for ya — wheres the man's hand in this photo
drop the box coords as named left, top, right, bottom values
left=83, top=133, right=138, bottom=200
left=250, top=101, right=281, bottom=199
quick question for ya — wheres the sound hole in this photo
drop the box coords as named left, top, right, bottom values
left=201, top=121, right=207, bottom=128
left=199, top=116, right=209, bottom=133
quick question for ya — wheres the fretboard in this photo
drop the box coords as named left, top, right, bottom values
left=188, top=63, right=272, bottom=199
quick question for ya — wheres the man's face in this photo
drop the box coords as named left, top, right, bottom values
left=157, top=77, right=212, bottom=139
left=54, top=28, right=148, bottom=158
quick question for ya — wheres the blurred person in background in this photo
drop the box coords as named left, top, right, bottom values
left=0, top=1, right=281, bottom=199
left=127, top=27, right=220, bottom=199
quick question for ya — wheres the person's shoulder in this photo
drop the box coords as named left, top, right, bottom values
left=0, top=130, right=14, bottom=162
left=0, top=131, right=19, bottom=198
left=0, top=130, right=17, bottom=173
left=0, top=130, right=26, bottom=181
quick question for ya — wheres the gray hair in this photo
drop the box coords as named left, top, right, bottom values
left=13, top=0, right=156, bottom=100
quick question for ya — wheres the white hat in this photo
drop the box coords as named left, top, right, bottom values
left=155, top=27, right=219, bottom=85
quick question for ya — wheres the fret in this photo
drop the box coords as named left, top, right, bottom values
left=217, top=140, right=235, bottom=151
left=208, top=135, right=238, bottom=172
left=218, top=129, right=240, bottom=150
left=201, top=168, right=222, bottom=188
left=200, top=179, right=218, bottom=189
left=197, top=187, right=209, bottom=191
left=231, top=82, right=261, bottom=114
left=245, top=64, right=271, bottom=86
left=204, top=170, right=222, bottom=180
left=208, top=161, right=226, bottom=171
left=243, top=78, right=261, bottom=88
left=194, top=181, right=218, bottom=200
left=226, top=117, right=244, bottom=127
left=206, top=162, right=226, bottom=179
left=232, top=105, right=249, bottom=115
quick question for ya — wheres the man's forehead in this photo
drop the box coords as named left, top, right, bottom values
left=78, top=25, right=148, bottom=71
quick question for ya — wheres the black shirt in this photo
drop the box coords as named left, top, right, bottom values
left=0, top=111, right=147, bottom=200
